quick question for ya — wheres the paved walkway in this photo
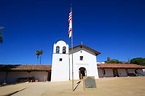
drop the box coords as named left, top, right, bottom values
left=11, top=83, right=49, bottom=96
left=0, top=82, right=50, bottom=96
left=1, top=77, right=145, bottom=96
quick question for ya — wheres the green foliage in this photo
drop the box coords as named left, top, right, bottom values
left=130, top=57, right=145, bottom=66
left=107, top=57, right=111, bottom=62
left=105, top=57, right=145, bottom=65
left=36, top=50, right=43, bottom=58
left=36, top=50, right=43, bottom=64
left=105, top=57, right=123, bottom=64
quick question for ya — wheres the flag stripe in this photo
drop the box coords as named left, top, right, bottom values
left=68, top=11, right=72, bottom=38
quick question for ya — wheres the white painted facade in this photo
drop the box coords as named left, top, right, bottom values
left=104, top=69, right=114, bottom=77
left=142, top=69, right=145, bottom=75
left=1, top=40, right=145, bottom=84
left=98, top=69, right=124, bottom=77
left=51, top=40, right=99, bottom=81
left=69, top=47, right=99, bottom=80
left=51, top=40, right=69, bottom=81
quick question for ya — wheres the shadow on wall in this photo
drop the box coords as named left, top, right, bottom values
left=0, top=65, right=21, bottom=71
left=0, top=65, right=21, bottom=85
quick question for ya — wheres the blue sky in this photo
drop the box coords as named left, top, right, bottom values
left=0, top=0, right=145, bottom=64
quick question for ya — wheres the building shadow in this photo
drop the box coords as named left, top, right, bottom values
left=73, top=80, right=81, bottom=91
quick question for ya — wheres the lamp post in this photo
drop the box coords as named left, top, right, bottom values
left=0, top=26, right=4, bottom=44
left=0, top=26, right=4, bottom=65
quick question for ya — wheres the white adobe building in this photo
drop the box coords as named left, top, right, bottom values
left=51, top=40, right=100, bottom=81
left=1, top=40, right=145, bottom=84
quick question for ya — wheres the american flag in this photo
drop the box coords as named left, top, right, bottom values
left=68, top=11, right=72, bottom=38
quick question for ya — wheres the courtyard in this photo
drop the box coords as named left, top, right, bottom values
left=0, top=77, right=145, bottom=96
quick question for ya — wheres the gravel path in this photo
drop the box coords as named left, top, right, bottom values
left=0, top=77, right=145, bottom=96
left=11, top=83, right=49, bottom=96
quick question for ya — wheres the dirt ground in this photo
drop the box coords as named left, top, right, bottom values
left=0, top=77, right=145, bottom=96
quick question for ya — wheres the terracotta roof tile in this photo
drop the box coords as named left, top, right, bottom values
left=97, top=64, right=145, bottom=69
left=70, top=44, right=101, bottom=56
left=0, top=65, right=52, bottom=71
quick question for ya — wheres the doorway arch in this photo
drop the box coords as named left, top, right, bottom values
left=79, top=67, right=87, bottom=79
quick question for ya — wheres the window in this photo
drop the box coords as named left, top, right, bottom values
left=62, top=46, right=66, bottom=54
left=59, top=58, right=62, bottom=61
left=80, top=56, right=83, bottom=61
left=56, top=46, right=60, bottom=53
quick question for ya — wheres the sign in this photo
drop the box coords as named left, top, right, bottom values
left=83, top=76, right=97, bottom=90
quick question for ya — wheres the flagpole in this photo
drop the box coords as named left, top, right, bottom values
left=68, top=4, right=74, bottom=91
left=68, top=5, right=74, bottom=91
left=71, top=30, right=74, bottom=91
left=70, top=6, right=74, bottom=91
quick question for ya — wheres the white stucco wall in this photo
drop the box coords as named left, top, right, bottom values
left=53, top=40, right=69, bottom=54
left=51, top=54, right=69, bottom=81
left=7, top=72, right=28, bottom=83
left=135, top=69, right=144, bottom=76
left=117, top=69, right=127, bottom=77
left=98, top=68, right=144, bottom=78
left=104, top=69, right=113, bottom=77
left=69, top=47, right=99, bottom=80
left=98, top=69, right=104, bottom=78
left=1, top=71, right=48, bottom=83
left=98, top=69, right=128, bottom=77
left=142, top=69, right=145, bottom=75
left=29, top=71, right=48, bottom=81
left=51, top=40, right=69, bottom=81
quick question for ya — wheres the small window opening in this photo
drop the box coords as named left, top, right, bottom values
left=80, top=56, right=83, bottom=61
left=59, top=58, right=62, bottom=61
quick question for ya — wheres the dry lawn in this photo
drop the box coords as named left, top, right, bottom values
left=0, top=77, right=145, bottom=96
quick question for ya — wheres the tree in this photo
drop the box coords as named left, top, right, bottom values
left=105, top=57, right=123, bottom=64
left=130, top=57, right=145, bottom=66
left=109, top=59, right=121, bottom=64
left=36, top=50, right=43, bottom=64
left=106, top=57, right=111, bottom=62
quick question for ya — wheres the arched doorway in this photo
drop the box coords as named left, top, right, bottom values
left=79, top=67, right=87, bottom=79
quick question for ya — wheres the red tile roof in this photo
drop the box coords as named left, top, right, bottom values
left=1, top=64, right=145, bottom=71
left=97, top=64, right=145, bottom=69
left=0, top=65, right=51, bottom=71
left=70, top=44, right=101, bottom=56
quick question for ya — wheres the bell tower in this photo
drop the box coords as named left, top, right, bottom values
left=51, top=40, right=69, bottom=81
